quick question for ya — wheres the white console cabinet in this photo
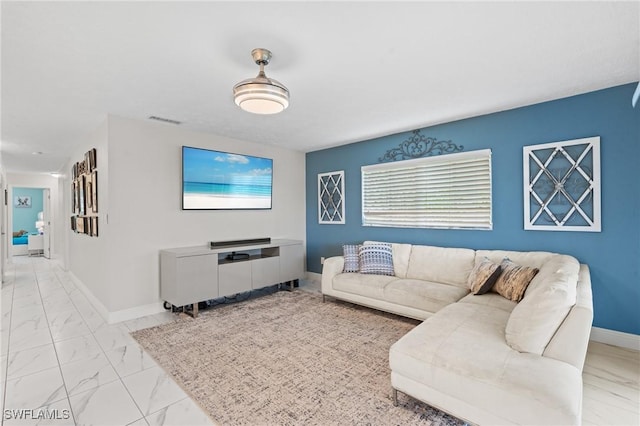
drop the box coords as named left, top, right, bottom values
left=160, top=239, right=303, bottom=317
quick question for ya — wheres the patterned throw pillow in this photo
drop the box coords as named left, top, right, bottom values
left=467, top=257, right=502, bottom=295
left=493, top=258, right=539, bottom=302
left=342, top=244, right=361, bottom=273
left=359, top=243, right=395, bottom=276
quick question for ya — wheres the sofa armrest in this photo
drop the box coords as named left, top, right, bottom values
left=321, top=256, right=344, bottom=295
left=543, top=264, right=594, bottom=371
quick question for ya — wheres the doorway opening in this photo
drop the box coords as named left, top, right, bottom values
left=9, top=186, right=51, bottom=259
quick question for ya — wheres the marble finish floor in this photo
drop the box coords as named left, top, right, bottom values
left=1, top=257, right=639, bottom=425
left=1, top=256, right=213, bottom=425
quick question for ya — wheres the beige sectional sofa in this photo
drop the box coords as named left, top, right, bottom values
left=321, top=242, right=593, bottom=425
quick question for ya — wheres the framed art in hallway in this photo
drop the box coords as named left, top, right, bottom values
left=85, top=174, right=93, bottom=211
left=88, top=148, right=97, bottom=171
left=72, top=180, right=77, bottom=214
left=91, top=170, right=98, bottom=212
left=78, top=175, right=86, bottom=216
left=76, top=216, right=85, bottom=234
left=91, top=216, right=98, bottom=237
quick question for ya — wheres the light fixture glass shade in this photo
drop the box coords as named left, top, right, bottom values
left=233, top=48, right=289, bottom=114
left=233, top=76, right=289, bottom=114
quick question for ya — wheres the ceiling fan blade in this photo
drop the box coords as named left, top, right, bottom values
left=632, top=82, right=640, bottom=108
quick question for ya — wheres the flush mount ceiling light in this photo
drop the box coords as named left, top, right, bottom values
left=233, top=48, right=289, bottom=114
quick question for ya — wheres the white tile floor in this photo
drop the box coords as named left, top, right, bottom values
left=1, top=256, right=214, bottom=426
left=2, top=256, right=638, bottom=425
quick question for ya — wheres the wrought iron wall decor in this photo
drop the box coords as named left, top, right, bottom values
left=523, top=136, right=601, bottom=232
left=71, top=148, right=99, bottom=237
left=378, top=129, right=463, bottom=163
left=318, top=171, right=345, bottom=224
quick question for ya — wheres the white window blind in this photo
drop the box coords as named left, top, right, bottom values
left=362, top=149, right=492, bottom=229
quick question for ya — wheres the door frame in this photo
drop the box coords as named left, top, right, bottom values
left=7, top=185, right=52, bottom=259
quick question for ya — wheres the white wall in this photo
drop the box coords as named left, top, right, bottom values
left=6, top=172, right=61, bottom=259
left=65, top=118, right=110, bottom=311
left=66, top=115, right=306, bottom=319
left=1, top=168, right=6, bottom=281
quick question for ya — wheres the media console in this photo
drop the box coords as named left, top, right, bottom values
left=160, top=239, right=303, bottom=317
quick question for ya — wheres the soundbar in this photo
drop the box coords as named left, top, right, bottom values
left=210, top=237, right=271, bottom=249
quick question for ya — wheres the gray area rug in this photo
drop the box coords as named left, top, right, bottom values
left=132, top=290, right=463, bottom=425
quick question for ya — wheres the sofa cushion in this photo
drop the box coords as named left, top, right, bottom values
left=390, top=302, right=582, bottom=425
left=406, top=245, right=476, bottom=288
left=505, top=257, right=579, bottom=355
left=523, top=254, right=580, bottom=297
left=332, top=273, right=398, bottom=301
left=458, top=292, right=517, bottom=314
left=391, top=243, right=412, bottom=278
left=384, top=279, right=469, bottom=314
left=359, top=243, right=394, bottom=276
left=492, top=259, right=539, bottom=302
left=342, top=244, right=361, bottom=273
left=467, top=258, right=502, bottom=295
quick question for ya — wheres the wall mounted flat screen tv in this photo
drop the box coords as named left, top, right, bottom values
left=182, top=146, right=273, bottom=210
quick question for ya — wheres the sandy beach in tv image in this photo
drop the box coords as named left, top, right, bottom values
left=183, top=148, right=272, bottom=210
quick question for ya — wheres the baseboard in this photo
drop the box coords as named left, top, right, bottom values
left=306, top=271, right=322, bottom=284
left=590, top=326, right=640, bottom=351
left=68, top=271, right=165, bottom=324
left=68, top=271, right=111, bottom=323
left=107, top=302, right=166, bottom=324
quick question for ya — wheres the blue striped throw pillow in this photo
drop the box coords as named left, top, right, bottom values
left=359, top=243, right=395, bottom=276
left=342, top=244, right=361, bottom=273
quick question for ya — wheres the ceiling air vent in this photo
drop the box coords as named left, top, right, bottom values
left=148, top=116, right=182, bottom=125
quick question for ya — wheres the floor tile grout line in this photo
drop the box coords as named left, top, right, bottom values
left=55, top=260, right=150, bottom=423
left=1, top=260, right=16, bottom=426
left=29, top=257, right=78, bottom=425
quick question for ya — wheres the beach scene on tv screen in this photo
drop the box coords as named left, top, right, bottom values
left=183, top=147, right=273, bottom=209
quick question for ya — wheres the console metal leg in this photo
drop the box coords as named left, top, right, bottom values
left=322, top=294, right=326, bottom=303
left=184, top=302, right=198, bottom=318
left=392, top=388, right=398, bottom=406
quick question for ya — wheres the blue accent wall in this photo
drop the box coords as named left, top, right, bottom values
left=13, top=187, right=44, bottom=233
left=306, top=83, right=640, bottom=335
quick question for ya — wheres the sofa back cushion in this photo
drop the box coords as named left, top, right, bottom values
left=406, top=245, right=476, bottom=288
left=475, top=249, right=556, bottom=271
left=504, top=255, right=580, bottom=354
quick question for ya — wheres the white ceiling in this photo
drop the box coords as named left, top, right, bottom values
left=2, top=1, right=639, bottom=175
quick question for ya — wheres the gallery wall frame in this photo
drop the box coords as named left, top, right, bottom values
left=71, top=148, right=99, bottom=236
left=523, top=136, right=601, bottom=232
left=91, top=171, right=98, bottom=213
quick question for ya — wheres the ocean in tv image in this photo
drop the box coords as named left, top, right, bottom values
left=182, top=146, right=273, bottom=209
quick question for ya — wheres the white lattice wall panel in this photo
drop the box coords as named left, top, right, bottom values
left=523, top=136, right=601, bottom=232
left=318, top=171, right=345, bottom=224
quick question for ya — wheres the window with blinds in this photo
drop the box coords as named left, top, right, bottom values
left=361, top=149, right=492, bottom=229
